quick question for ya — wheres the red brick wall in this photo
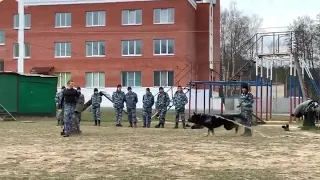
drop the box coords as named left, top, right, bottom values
left=0, top=0, right=220, bottom=87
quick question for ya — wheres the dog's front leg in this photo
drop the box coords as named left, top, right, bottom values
left=205, top=129, right=210, bottom=137
left=211, top=128, right=214, bottom=136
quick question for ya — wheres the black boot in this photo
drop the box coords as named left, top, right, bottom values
left=129, top=122, right=133, bottom=127
left=182, top=122, right=186, bottom=129
left=245, top=128, right=252, bottom=137
left=241, top=128, right=248, bottom=136
left=241, top=128, right=252, bottom=137
left=94, top=120, right=97, bottom=126
left=98, top=120, right=101, bottom=126
left=155, top=123, right=161, bottom=128
left=174, top=123, right=178, bottom=129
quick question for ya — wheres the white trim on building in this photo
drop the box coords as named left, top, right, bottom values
left=21, top=0, right=216, bottom=9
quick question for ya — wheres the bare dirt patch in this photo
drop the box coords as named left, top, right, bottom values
left=0, top=121, right=320, bottom=180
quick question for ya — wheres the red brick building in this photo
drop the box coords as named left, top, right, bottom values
left=0, top=0, right=221, bottom=88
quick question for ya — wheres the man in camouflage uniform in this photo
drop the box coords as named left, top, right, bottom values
left=238, top=83, right=254, bottom=136
left=142, top=88, right=154, bottom=128
left=60, top=80, right=79, bottom=137
left=173, top=86, right=188, bottom=129
left=55, top=86, right=65, bottom=126
left=155, top=87, right=170, bottom=128
left=125, top=87, right=138, bottom=128
left=91, top=88, right=102, bottom=126
left=112, top=84, right=126, bottom=127
left=75, top=87, right=85, bottom=124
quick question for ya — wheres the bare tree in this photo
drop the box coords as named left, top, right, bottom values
left=220, top=1, right=262, bottom=95
left=288, top=16, right=320, bottom=100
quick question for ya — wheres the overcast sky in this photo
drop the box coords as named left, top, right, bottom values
left=220, top=0, right=320, bottom=32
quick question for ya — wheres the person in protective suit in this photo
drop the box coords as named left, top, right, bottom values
left=237, top=82, right=254, bottom=136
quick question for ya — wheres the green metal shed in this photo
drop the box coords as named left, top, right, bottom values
left=0, top=72, right=57, bottom=116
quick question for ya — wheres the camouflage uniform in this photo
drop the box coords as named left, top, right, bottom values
left=155, top=92, right=170, bottom=128
left=239, top=91, right=254, bottom=136
left=75, top=93, right=85, bottom=123
left=142, top=91, right=154, bottom=128
left=63, top=102, right=76, bottom=136
left=125, top=91, right=138, bottom=127
left=112, top=90, right=125, bottom=125
left=55, top=91, right=64, bottom=125
left=173, top=90, right=188, bottom=128
left=91, top=93, right=102, bottom=126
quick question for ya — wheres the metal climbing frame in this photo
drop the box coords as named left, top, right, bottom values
left=188, top=81, right=271, bottom=122
left=300, top=59, right=320, bottom=97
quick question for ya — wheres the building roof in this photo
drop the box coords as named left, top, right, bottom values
left=20, top=0, right=213, bottom=9
left=0, top=71, right=56, bottom=78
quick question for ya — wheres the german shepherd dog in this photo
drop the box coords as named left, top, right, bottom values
left=188, top=112, right=239, bottom=136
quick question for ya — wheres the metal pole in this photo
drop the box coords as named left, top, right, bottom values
left=188, top=83, right=192, bottom=118
left=269, top=58, right=273, bottom=119
left=18, top=0, right=25, bottom=73
left=203, top=84, right=206, bottom=114
left=195, top=84, right=198, bottom=112
left=260, top=57, right=263, bottom=121
left=208, top=85, right=211, bottom=114
left=255, top=56, right=259, bottom=117
left=266, top=59, right=269, bottom=121
left=289, top=56, right=293, bottom=123
left=293, top=61, right=297, bottom=121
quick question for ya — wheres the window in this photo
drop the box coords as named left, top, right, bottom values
left=0, top=30, right=4, bottom=45
left=85, top=72, right=105, bottom=88
left=86, top=11, right=105, bottom=27
left=0, top=59, right=3, bottom=71
left=121, top=71, right=141, bottom=87
left=153, top=39, right=174, bottom=55
left=153, top=8, right=174, bottom=24
left=121, top=40, right=142, bottom=56
left=55, top=12, right=71, bottom=28
left=13, top=43, right=31, bottom=58
left=13, top=14, right=31, bottom=29
left=54, top=72, right=71, bottom=88
left=154, top=71, right=174, bottom=86
left=54, top=42, right=71, bottom=57
left=122, top=9, right=142, bottom=25
left=86, top=41, right=105, bottom=57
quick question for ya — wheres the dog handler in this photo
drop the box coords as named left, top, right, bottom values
left=238, top=82, right=254, bottom=136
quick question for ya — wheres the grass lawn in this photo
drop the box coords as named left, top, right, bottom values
left=1, top=109, right=320, bottom=179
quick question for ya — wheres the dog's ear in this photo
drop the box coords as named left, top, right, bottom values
left=193, top=112, right=196, bottom=115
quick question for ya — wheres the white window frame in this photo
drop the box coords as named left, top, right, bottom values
left=121, top=71, right=142, bottom=87
left=122, top=9, right=142, bottom=26
left=13, top=14, right=31, bottom=29
left=153, top=8, right=174, bottom=24
left=121, top=40, right=142, bottom=56
left=153, top=71, right=174, bottom=87
left=153, top=39, right=174, bottom=56
left=55, top=72, right=71, bottom=88
left=86, top=41, right=106, bottom=57
left=86, top=11, right=106, bottom=27
left=55, top=12, right=72, bottom=28
left=85, top=72, right=105, bottom=88
left=0, top=30, right=4, bottom=45
left=54, top=42, right=71, bottom=58
left=13, top=43, right=31, bottom=59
